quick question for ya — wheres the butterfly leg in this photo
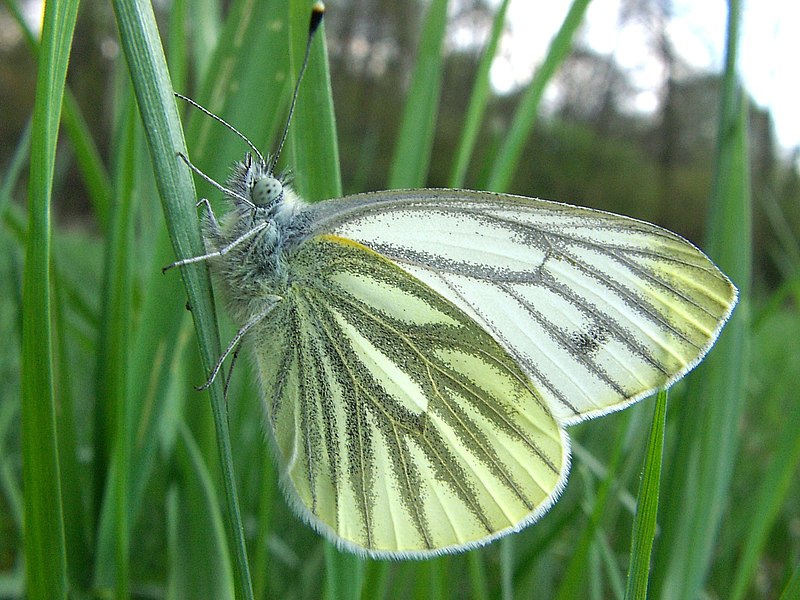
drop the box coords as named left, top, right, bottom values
left=162, top=220, right=270, bottom=272
left=222, top=342, right=243, bottom=400
left=196, top=198, right=221, bottom=235
left=196, top=297, right=281, bottom=391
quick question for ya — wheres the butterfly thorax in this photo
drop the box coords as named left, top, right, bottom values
left=203, top=155, right=310, bottom=323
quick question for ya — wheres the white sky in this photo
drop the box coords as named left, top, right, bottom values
left=489, top=0, right=800, bottom=151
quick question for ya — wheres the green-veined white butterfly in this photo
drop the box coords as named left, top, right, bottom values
left=168, top=3, right=737, bottom=559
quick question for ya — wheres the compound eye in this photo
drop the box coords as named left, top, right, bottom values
left=251, top=176, right=283, bottom=206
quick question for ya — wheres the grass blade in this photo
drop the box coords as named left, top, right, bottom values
left=729, top=399, right=800, bottom=599
left=779, top=563, right=800, bottom=600
left=96, top=94, right=138, bottom=599
left=448, top=0, right=511, bottom=188
left=184, top=0, right=288, bottom=185
left=3, top=0, right=113, bottom=229
left=284, top=2, right=365, bottom=593
left=650, top=0, right=751, bottom=596
left=729, top=299, right=800, bottom=600
left=110, top=0, right=254, bottom=597
left=20, top=0, right=79, bottom=597
left=554, top=414, right=631, bottom=599
left=485, top=0, right=590, bottom=192
left=388, top=0, right=449, bottom=189
left=173, top=422, right=236, bottom=599
left=288, top=0, right=341, bottom=202
left=624, top=390, right=667, bottom=599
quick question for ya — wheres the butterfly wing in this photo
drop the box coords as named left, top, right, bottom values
left=255, top=235, right=568, bottom=557
left=306, top=189, right=738, bottom=425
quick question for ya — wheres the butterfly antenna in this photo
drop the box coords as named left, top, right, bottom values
left=268, top=2, right=326, bottom=173
left=174, top=92, right=265, bottom=164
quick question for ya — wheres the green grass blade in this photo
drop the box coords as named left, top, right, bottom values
left=624, top=390, right=667, bottom=600
left=51, top=256, right=93, bottom=590
left=250, top=448, right=277, bottom=600
left=186, top=0, right=221, bottom=80
left=388, top=0, right=449, bottom=189
left=501, top=537, right=513, bottom=600
left=93, top=298, right=194, bottom=590
left=1, top=120, right=31, bottom=221
left=323, top=543, right=365, bottom=600
left=485, top=0, right=590, bottom=192
left=185, top=0, right=288, bottom=185
left=599, top=529, right=626, bottom=598
left=173, top=422, right=236, bottom=599
left=467, top=551, right=490, bottom=600
left=61, top=93, right=114, bottom=230
left=96, top=94, right=138, bottom=599
left=0, top=390, right=22, bottom=537
left=110, top=0, right=254, bottom=597
left=91, top=97, right=192, bottom=586
left=167, top=0, right=188, bottom=91
left=729, top=402, right=800, bottom=599
left=283, top=2, right=365, bottom=593
left=20, top=0, right=79, bottom=597
left=779, top=563, right=800, bottom=600
left=2, top=116, right=96, bottom=594
left=165, top=485, right=181, bottom=600
left=650, top=0, right=751, bottom=597
left=0, top=392, right=25, bottom=598
left=729, top=302, right=800, bottom=600
left=448, top=0, right=511, bottom=188
left=288, top=0, right=341, bottom=202
left=0, top=123, right=27, bottom=550
left=554, top=413, right=631, bottom=599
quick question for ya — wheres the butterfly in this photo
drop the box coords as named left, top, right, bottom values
left=168, top=3, right=737, bottom=558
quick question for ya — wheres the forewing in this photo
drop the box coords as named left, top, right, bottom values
left=254, top=236, right=568, bottom=557
left=307, top=189, right=738, bottom=424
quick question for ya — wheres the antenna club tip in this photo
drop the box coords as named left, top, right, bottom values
left=309, top=2, right=325, bottom=33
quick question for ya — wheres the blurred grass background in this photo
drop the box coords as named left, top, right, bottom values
left=1, top=0, right=798, bottom=598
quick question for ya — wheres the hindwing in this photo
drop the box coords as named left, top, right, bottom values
left=254, top=235, right=568, bottom=557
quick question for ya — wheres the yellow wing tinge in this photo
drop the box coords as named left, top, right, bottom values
left=253, top=236, right=568, bottom=557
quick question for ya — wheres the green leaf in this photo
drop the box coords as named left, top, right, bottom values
left=4, top=0, right=113, bottom=229
left=485, top=0, right=591, bottom=192
left=625, top=390, right=667, bottom=600
left=779, top=563, right=800, bottom=600
left=650, top=1, right=752, bottom=597
left=288, top=0, right=342, bottom=201
left=448, top=0, right=511, bottom=188
left=388, top=0, right=449, bottom=189
left=20, top=0, right=79, bottom=597
left=110, top=0, right=254, bottom=597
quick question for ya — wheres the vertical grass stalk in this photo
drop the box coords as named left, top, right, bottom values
left=20, top=0, right=79, bottom=597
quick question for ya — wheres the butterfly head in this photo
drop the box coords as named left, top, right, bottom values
left=226, top=152, right=302, bottom=231
left=227, top=152, right=286, bottom=213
